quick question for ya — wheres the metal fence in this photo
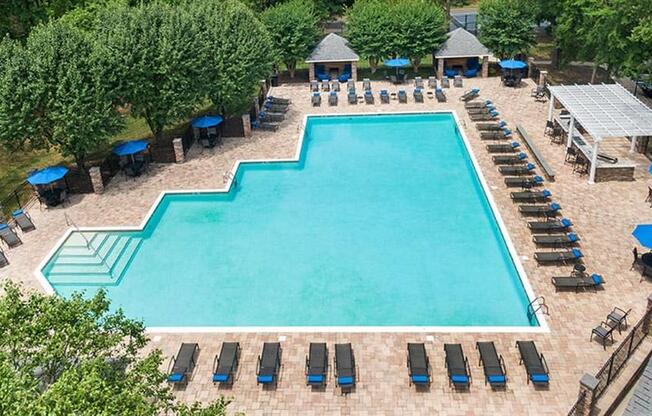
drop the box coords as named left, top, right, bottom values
left=0, top=181, right=36, bottom=219
left=567, top=390, right=587, bottom=416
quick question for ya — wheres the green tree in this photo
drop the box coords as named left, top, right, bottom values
left=345, top=0, right=393, bottom=72
left=261, top=0, right=321, bottom=78
left=478, top=0, right=536, bottom=59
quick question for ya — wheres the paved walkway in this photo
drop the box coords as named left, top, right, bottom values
left=2, top=77, right=652, bottom=415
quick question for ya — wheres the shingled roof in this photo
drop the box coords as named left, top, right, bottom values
left=305, top=33, right=359, bottom=63
left=435, top=28, right=490, bottom=58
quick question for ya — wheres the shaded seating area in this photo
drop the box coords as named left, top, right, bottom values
left=113, top=139, right=150, bottom=177
left=384, top=58, right=409, bottom=84
left=500, top=60, right=527, bottom=87
left=306, top=33, right=359, bottom=82
left=27, top=166, right=69, bottom=207
left=434, top=28, right=489, bottom=79
left=191, top=115, right=223, bottom=148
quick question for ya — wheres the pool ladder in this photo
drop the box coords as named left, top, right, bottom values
left=223, top=170, right=237, bottom=188
left=527, top=296, right=549, bottom=321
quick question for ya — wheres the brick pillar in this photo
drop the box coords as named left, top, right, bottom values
left=481, top=56, right=489, bottom=78
left=437, top=58, right=444, bottom=80
left=89, top=166, right=104, bottom=194
left=351, top=61, right=357, bottom=81
left=242, top=114, right=252, bottom=138
left=643, top=293, right=652, bottom=334
left=577, top=374, right=599, bottom=416
left=172, top=138, right=184, bottom=163
left=538, top=70, right=548, bottom=87
left=308, top=63, right=315, bottom=81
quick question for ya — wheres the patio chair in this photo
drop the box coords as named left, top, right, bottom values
left=465, top=99, right=493, bottom=109
left=428, top=76, right=437, bottom=89
left=414, top=76, right=424, bottom=89
left=518, top=202, right=560, bottom=216
left=212, top=342, right=240, bottom=384
left=12, top=209, right=35, bottom=232
left=259, top=111, right=284, bottom=123
left=477, top=121, right=507, bottom=131
left=469, top=110, right=499, bottom=121
left=527, top=218, right=572, bottom=233
left=364, top=90, right=374, bottom=104
left=444, top=344, right=471, bottom=389
left=591, top=322, right=615, bottom=349
left=606, top=307, right=630, bottom=333
left=332, top=80, right=341, bottom=92
left=493, top=153, right=528, bottom=165
left=310, top=80, right=318, bottom=92
left=306, top=342, right=328, bottom=386
left=266, top=96, right=290, bottom=105
left=321, top=79, right=330, bottom=92
left=348, top=89, right=357, bottom=104
left=407, top=343, right=430, bottom=386
left=453, top=75, right=463, bottom=88
left=441, top=77, right=450, bottom=88
left=476, top=342, right=507, bottom=388
left=505, top=176, right=545, bottom=189
left=460, top=88, right=480, bottom=102
left=0, top=248, right=7, bottom=268
left=347, top=79, right=355, bottom=91
left=413, top=88, right=424, bottom=103
left=167, top=343, right=199, bottom=384
left=435, top=87, right=446, bottom=102
left=0, top=224, right=22, bottom=248
left=499, top=163, right=536, bottom=176
left=516, top=341, right=549, bottom=386
left=251, top=120, right=279, bottom=131
left=510, top=189, right=552, bottom=202
left=328, top=91, right=338, bottom=106
left=263, top=102, right=289, bottom=113
left=444, top=67, right=457, bottom=78
left=311, top=92, right=321, bottom=107
left=362, top=78, right=371, bottom=91
left=380, top=90, right=390, bottom=104
left=534, top=232, right=579, bottom=246
left=551, top=273, right=603, bottom=292
left=534, top=248, right=583, bottom=264
left=334, top=343, right=356, bottom=393
left=256, top=342, right=281, bottom=385
left=480, top=129, right=511, bottom=140
left=486, top=141, right=520, bottom=153
left=398, top=89, right=407, bottom=103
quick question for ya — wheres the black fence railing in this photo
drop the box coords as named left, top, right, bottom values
left=0, top=181, right=36, bottom=219
left=567, top=390, right=587, bottom=416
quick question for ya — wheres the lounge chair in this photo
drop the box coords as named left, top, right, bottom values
left=213, top=342, right=240, bottom=384
left=259, top=111, right=284, bottom=123
left=334, top=343, right=356, bottom=392
left=444, top=344, right=471, bottom=389
left=534, top=248, right=583, bottom=263
left=486, top=141, right=520, bottom=153
left=321, top=79, right=330, bottom=91
left=310, top=80, right=318, bottom=92
left=266, top=96, right=290, bottom=105
left=476, top=342, right=507, bottom=388
left=476, top=121, right=506, bottom=131
left=591, top=322, right=615, bottom=349
left=493, top=153, right=527, bottom=165
left=519, top=202, right=560, bottom=216
left=454, top=75, right=463, bottom=88
left=516, top=341, right=549, bottom=385
left=441, top=77, right=450, bottom=88
left=167, top=343, right=198, bottom=384
left=460, top=88, right=480, bottom=101
left=311, top=92, right=321, bottom=106
left=332, top=80, right=341, bottom=92
left=12, top=209, right=35, bottom=232
left=0, top=224, right=21, bottom=248
left=504, top=176, right=544, bottom=188
left=364, top=90, right=374, bottom=104
left=347, top=79, right=355, bottom=91
left=465, top=99, right=493, bottom=109
left=348, top=89, right=357, bottom=104
left=552, top=273, right=603, bottom=291
left=606, top=307, right=630, bottom=333
left=256, top=342, right=281, bottom=385
left=528, top=218, right=572, bottom=233
left=362, top=78, right=371, bottom=91
left=510, top=189, right=552, bottom=202
left=251, top=120, right=279, bottom=131
left=380, top=90, right=390, bottom=104
left=263, top=102, right=289, bottom=113
left=414, top=76, right=424, bottom=89
left=467, top=106, right=494, bottom=115
left=306, top=342, right=328, bottom=386
left=413, top=88, right=424, bottom=103
left=427, top=76, right=437, bottom=89
left=328, top=91, right=338, bottom=106
left=469, top=110, right=499, bottom=121
left=480, top=129, right=511, bottom=140
left=435, top=87, right=446, bottom=102
left=534, top=232, right=579, bottom=246
left=407, top=343, right=430, bottom=386
left=500, top=163, right=536, bottom=176
left=398, top=90, right=407, bottom=103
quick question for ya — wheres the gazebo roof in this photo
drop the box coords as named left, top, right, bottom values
left=548, top=83, right=652, bottom=139
left=305, top=33, right=359, bottom=63
left=434, top=28, right=490, bottom=59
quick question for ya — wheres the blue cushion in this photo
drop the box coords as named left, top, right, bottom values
left=330, top=91, right=336, bottom=96
left=527, top=163, right=535, bottom=170
left=380, top=90, right=388, bottom=95
left=498, top=120, right=506, bottom=127
left=533, top=176, right=543, bottom=183
left=338, top=376, right=354, bottom=385
left=312, top=93, right=319, bottom=97
left=365, top=90, right=372, bottom=95
left=414, top=88, right=421, bottom=93
left=451, top=374, right=469, bottom=384
left=472, top=88, right=480, bottom=93
left=518, top=153, right=527, bottom=160
left=257, top=375, right=274, bottom=384
left=307, top=374, right=323, bottom=383
left=531, top=374, right=549, bottom=383
left=213, top=373, right=229, bottom=382
left=543, top=189, right=551, bottom=197
left=561, top=218, right=572, bottom=227
left=592, top=274, right=603, bottom=284
left=485, top=100, right=493, bottom=105
left=550, top=202, right=560, bottom=211
left=168, top=373, right=184, bottom=382
left=0, top=223, right=8, bottom=231
left=568, top=233, right=578, bottom=242
left=411, top=374, right=429, bottom=384
left=488, top=375, right=506, bottom=384
left=511, top=142, right=519, bottom=148
left=572, top=248, right=583, bottom=258
left=12, top=209, right=23, bottom=217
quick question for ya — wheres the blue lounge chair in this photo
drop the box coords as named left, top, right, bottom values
left=167, top=343, right=198, bottom=384
left=0, top=223, right=21, bottom=248
left=445, top=344, right=471, bottom=389
left=407, top=343, right=430, bottom=386
left=380, top=89, right=390, bottom=104
left=534, top=248, right=583, bottom=263
left=212, top=342, right=240, bottom=384
left=256, top=342, right=281, bottom=385
left=348, top=89, right=357, bottom=104
left=364, top=90, right=374, bottom=104
left=460, top=88, right=480, bottom=101
left=534, top=232, right=579, bottom=246
left=398, top=90, right=407, bottom=103
left=476, top=342, right=507, bottom=388
left=335, top=343, right=356, bottom=392
left=306, top=343, right=328, bottom=386
left=311, top=92, right=321, bottom=106
left=516, top=341, right=549, bottom=386
left=413, top=88, right=424, bottom=103
left=528, top=218, right=572, bottom=233
left=552, top=273, right=603, bottom=291
left=435, top=87, right=446, bottom=102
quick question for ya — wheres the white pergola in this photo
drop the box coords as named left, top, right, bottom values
left=547, top=83, right=652, bottom=183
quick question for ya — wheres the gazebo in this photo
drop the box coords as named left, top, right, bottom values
left=306, top=33, right=359, bottom=82
left=547, top=83, right=652, bottom=183
left=434, top=28, right=490, bottom=79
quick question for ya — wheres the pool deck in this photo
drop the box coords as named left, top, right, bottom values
left=2, top=77, right=652, bottom=414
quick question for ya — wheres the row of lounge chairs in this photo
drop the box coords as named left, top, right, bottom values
left=313, top=87, right=449, bottom=106
left=167, top=340, right=550, bottom=391
left=251, top=96, right=291, bottom=132
left=0, top=209, right=37, bottom=268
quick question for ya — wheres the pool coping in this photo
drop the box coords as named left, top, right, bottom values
left=34, top=110, right=549, bottom=334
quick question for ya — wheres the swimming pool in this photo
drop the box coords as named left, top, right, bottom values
left=40, top=113, right=541, bottom=330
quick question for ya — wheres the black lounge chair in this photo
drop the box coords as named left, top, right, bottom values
left=0, top=249, right=7, bottom=268
left=328, top=91, right=338, bottom=106
left=413, top=88, right=424, bottom=103
left=469, top=110, right=499, bottom=121
left=252, top=120, right=279, bottom=131
left=534, top=248, right=583, bottom=263
left=505, top=176, right=544, bottom=188
left=380, top=90, right=390, bottom=104
left=465, top=99, right=492, bottom=109
left=348, top=89, right=357, bottom=104
left=428, top=76, right=437, bottom=89
left=212, top=342, right=240, bottom=384
left=398, top=90, right=407, bottom=103
left=493, top=153, right=527, bottom=165
left=334, top=343, right=356, bottom=392
left=533, top=232, right=579, bottom=246
left=476, top=342, right=507, bottom=388
left=414, top=76, right=424, bottom=89
left=363, top=78, right=371, bottom=91
left=606, top=307, right=630, bottom=333
left=460, top=88, right=479, bottom=101
left=510, top=189, right=551, bottom=202
left=516, top=341, right=549, bottom=386
left=0, top=224, right=21, bottom=248
left=407, top=343, right=430, bottom=386
left=310, top=80, right=318, bottom=92
left=11, top=209, right=35, bottom=232
left=256, top=342, right=281, bottom=385
left=306, top=343, right=328, bottom=386
left=551, top=273, right=604, bottom=291
left=332, top=80, right=341, bottom=92
left=321, top=79, right=330, bottom=91
left=267, top=96, right=290, bottom=105
left=167, top=343, right=199, bottom=384
left=347, top=79, right=355, bottom=91
left=528, top=218, right=572, bottom=233
left=480, top=129, right=511, bottom=140
left=259, top=111, right=284, bottom=123
left=519, top=202, right=560, bottom=216
left=499, top=163, right=536, bottom=176
left=364, top=90, right=374, bottom=104
left=591, top=322, right=615, bottom=349
left=435, top=87, right=446, bottom=102
left=263, top=102, right=289, bottom=113
left=444, top=344, right=471, bottom=389
left=311, top=93, right=321, bottom=106
left=486, top=141, right=520, bottom=153
left=476, top=121, right=506, bottom=131
left=467, top=106, right=493, bottom=115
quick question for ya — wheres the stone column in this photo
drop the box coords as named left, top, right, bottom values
left=351, top=61, right=358, bottom=81
left=308, top=63, right=315, bottom=81
left=538, top=70, right=548, bottom=87
left=437, top=58, right=444, bottom=80
left=89, top=166, right=104, bottom=194
left=576, top=374, right=599, bottom=416
left=172, top=138, right=184, bottom=164
left=242, top=114, right=252, bottom=138
left=643, top=293, right=652, bottom=335
left=481, top=56, right=489, bottom=78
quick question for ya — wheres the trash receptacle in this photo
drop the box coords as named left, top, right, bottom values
left=270, top=74, right=279, bottom=87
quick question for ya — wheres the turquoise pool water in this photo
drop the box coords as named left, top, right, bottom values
left=43, top=113, right=536, bottom=327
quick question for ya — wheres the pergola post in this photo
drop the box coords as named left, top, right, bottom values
left=481, top=56, right=489, bottom=78
left=630, top=136, right=638, bottom=153
left=566, top=116, right=575, bottom=148
left=589, top=138, right=601, bottom=184
left=437, top=58, right=444, bottom=80
left=547, top=92, right=555, bottom=122
left=308, top=63, right=315, bottom=81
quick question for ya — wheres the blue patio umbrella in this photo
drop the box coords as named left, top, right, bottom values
left=112, top=139, right=149, bottom=157
left=191, top=115, right=224, bottom=129
left=632, top=224, right=652, bottom=248
left=27, top=166, right=69, bottom=186
left=499, top=59, right=527, bottom=70
left=648, top=164, right=652, bottom=174
left=384, top=58, right=410, bottom=68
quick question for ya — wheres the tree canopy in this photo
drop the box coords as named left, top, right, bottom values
left=477, top=0, right=537, bottom=59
